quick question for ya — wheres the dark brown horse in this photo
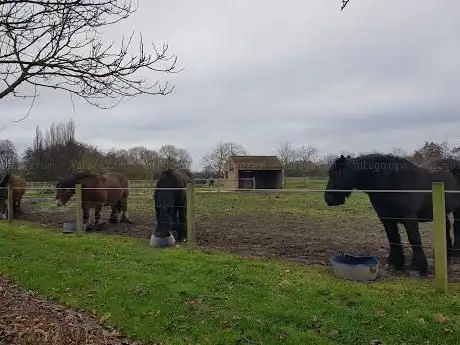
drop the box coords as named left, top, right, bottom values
left=154, top=169, right=190, bottom=242
left=324, top=154, right=460, bottom=276
left=0, top=173, right=28, bottom=218
left=55, top=171, right=132, bottom=230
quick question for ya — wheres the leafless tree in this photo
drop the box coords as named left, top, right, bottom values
left=0, top=139, right=18, bottom=173
left=0, top=0, right=179, bottom=113
left=275, top=141, right=299, bottom=185
left=201, top=142, right=247, bottom=178
left=391, top=147, right=407, bottom=157
left=158, top=144, right=192, bottom=170
left=296, top=145, right=318, bottom=179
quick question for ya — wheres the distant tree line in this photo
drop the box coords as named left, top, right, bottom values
left=1, top=119, right=459, bottom=181
left=0, top=119, right=192, bottom=181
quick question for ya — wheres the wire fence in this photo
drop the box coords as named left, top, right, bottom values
left=0, top=182, right=458, bottom=289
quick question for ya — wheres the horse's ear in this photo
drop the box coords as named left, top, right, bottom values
left=339, top=155, right=345, bottom=159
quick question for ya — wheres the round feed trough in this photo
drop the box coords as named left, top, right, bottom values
left=331, top=254, right=379, bottom=281
left=149, top=232, right=176, bottom=248
left=62, top=221, right=87, bottom=233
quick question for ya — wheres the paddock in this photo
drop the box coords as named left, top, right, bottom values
left=11, top=178, right=460, bottom=282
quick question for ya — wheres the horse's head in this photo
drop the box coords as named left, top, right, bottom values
left=55, top=175, right=76, bottom=206
left=324, top=155, right=355, bottom=206
left=154, top=189, right=175, bottom=236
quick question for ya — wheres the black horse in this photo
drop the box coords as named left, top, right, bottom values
left=153, top=169, right=190, bottom=242
left=324, top=154, right=460, bottom=276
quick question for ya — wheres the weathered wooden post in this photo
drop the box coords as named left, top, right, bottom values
left=7, top=184, right=13, bottom=223
left=186, top=182, right=196, bottom=249
left=432, top=182, right=448, bottom=293
left=75, top=184, right=84, bottom=235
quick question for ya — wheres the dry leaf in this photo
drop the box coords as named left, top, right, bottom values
left=434, top=312, right=448, bottom=324
left=99, top=312, right=111, bottom=323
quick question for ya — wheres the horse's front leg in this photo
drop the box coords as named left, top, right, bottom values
left=380, top=218, right=405, bottom=270
left=402, top=218, right=428, bottom=276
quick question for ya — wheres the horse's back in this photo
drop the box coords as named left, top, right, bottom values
left=156, top=169, right=188, bottom=188
left=2, top=174, right=28, bottom=197
left=102, top=171, right=129, bottom=200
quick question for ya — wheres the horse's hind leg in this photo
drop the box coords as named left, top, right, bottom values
left=94, top=204, right=103, bottom=230
left=176, top=196, right=187, bottom=242
left=402, top=218, right=428, bottom=276
left=109, top=202, right=119, bottom=223
left=82, top=204, right=91, bottom=231
left=120, top=197, right=133, bottom=224
left=452, top=208, right=460, bottom=257
left=381, top=218, right=405, bottom=270
left=445, top=215, right=454, bottom=259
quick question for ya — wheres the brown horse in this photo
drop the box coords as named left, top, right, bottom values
left=55, top=171, right=132, bottom=230
left=0, top=173, right=28, bottom=218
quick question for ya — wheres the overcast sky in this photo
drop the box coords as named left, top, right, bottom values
left=1, top=0, right=459, bottom=170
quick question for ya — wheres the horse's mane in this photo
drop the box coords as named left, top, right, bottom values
left=57, top=172, right=98, bottom=187
left=350, top=153, right=418, bottom=171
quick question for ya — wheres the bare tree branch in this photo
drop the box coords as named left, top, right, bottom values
left=341, top=0, right=351, bottom=11
left=202, top=142, right=247, bottom=177
left=0, top=0, right=180, bottom=110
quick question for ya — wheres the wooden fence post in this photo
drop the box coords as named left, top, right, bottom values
left=75, top=184, right=84, bottom=235
left=186, top=182, right=196, bottom=249
left=432, top=182, right=448, bottom=293
left=7, top=184, right=13, bottom=223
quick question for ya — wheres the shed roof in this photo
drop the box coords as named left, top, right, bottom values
left=227, top=155, right=283, bottom=170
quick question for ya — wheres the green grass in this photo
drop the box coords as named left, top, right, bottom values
left=1, top=222, right=460, bottom=345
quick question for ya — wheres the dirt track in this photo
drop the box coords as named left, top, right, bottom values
left=16, top=199, right=460, bottom=281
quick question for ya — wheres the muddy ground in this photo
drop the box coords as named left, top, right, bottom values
left=15, top=199, right=460, bottom=282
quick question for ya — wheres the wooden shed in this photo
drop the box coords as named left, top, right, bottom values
left=223, top=155, right=284, bottom=189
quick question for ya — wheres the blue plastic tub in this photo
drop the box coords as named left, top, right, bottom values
left=330, top=254, right=379, bottom=281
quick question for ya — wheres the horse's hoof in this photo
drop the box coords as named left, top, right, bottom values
left=450, top=248, right=460, bottom=257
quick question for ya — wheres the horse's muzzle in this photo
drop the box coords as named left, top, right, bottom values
left=324, top=193, right=345, bottom=206
left=56, top=199, right=65, bottom=207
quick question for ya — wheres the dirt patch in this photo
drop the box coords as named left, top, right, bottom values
left=0, top=276, right=142, bottom=345
left=14, top=199, right=460, bottom=281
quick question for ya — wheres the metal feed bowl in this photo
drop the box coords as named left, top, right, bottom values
left=331, top=254, right=379, bottom=281
left=149, top=232, right=176, bottom=248
left=62, top=221, right=87, bottom=233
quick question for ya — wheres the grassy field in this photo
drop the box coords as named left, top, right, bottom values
left=1, top=222, right=460, bottom=345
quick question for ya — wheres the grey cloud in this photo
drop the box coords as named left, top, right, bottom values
left=1, top=0, right=460, bottom=170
